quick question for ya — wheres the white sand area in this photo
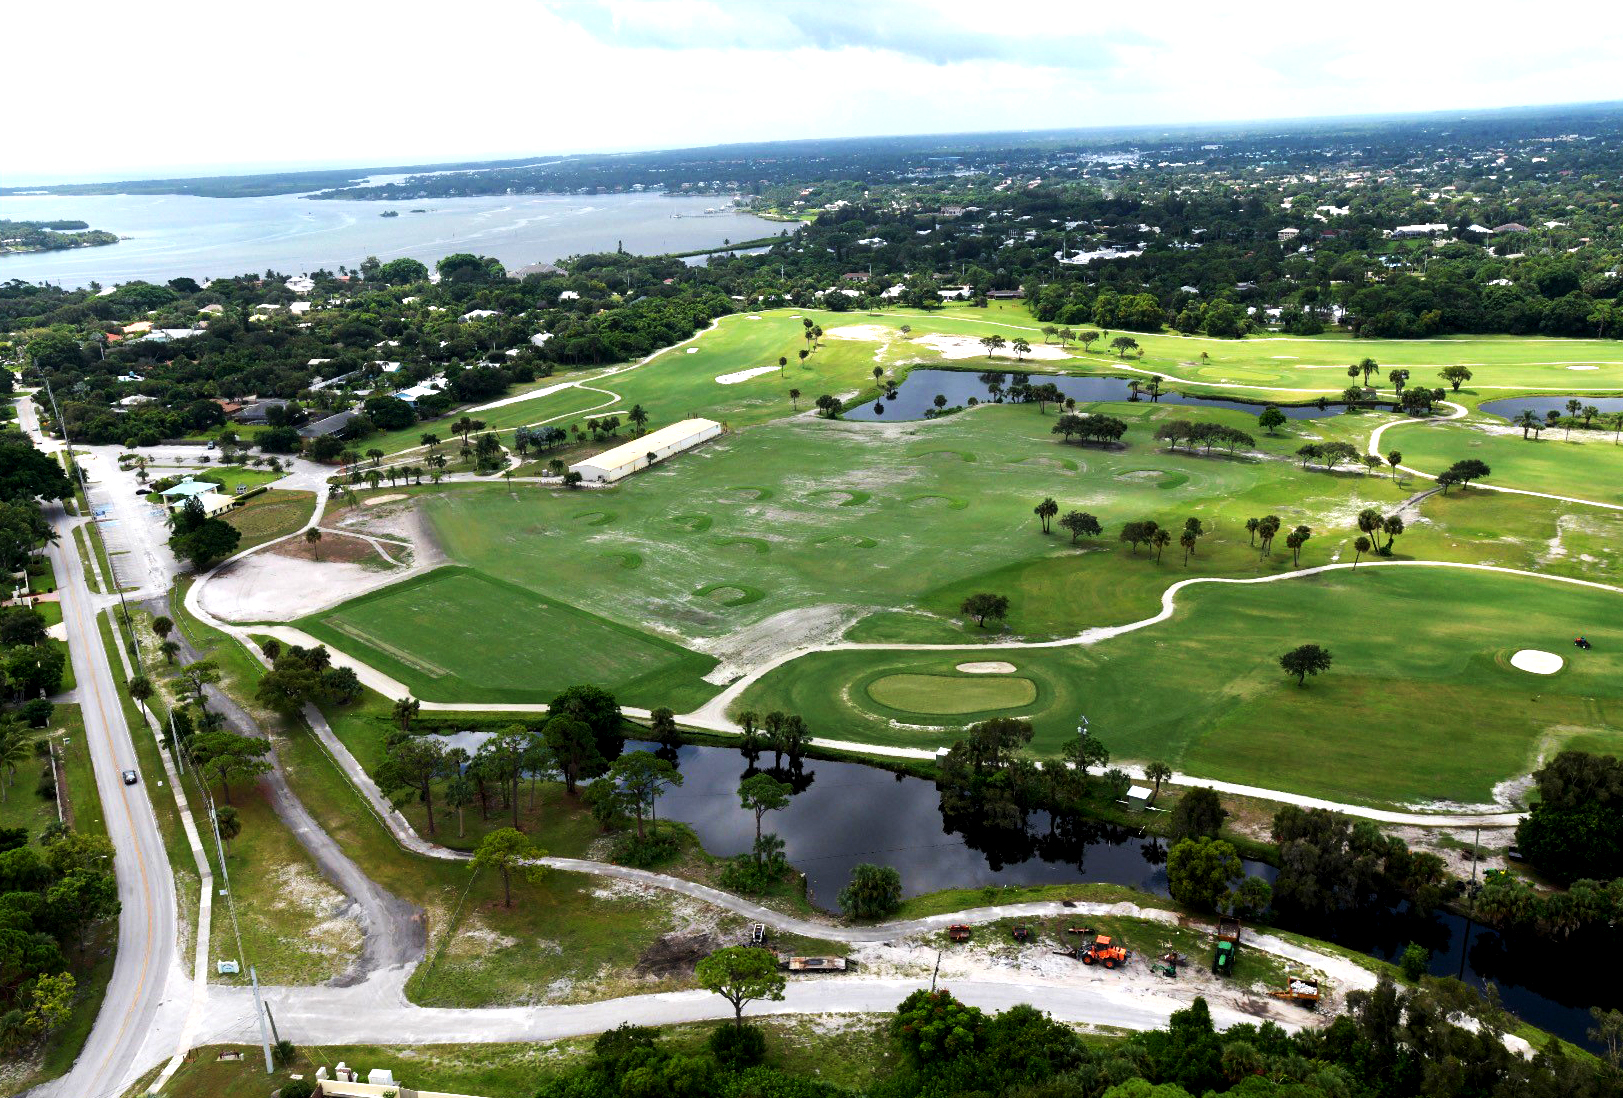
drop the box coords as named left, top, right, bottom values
left=1509, top=649, right=1563, bottom=675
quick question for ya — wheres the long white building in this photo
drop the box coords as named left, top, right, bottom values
left=569, top=418, right=722, bottom=484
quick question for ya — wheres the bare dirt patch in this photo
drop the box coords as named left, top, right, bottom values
left=364, top=493, right=408, bottom=506
left=270, top=532, right=382, bottom=565
left=912, top=333, right=1072, bottom=361
left=693, top=604, right=864, bottom=684
left=823, top=324, right=894, bottom=342
left=635, top=932, right=719, bottom=977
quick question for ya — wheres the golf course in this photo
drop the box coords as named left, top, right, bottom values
left=253, top=304, right=1623, bottom=808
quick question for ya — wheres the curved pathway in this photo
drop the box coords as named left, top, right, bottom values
left=1369, top=400, right=1623, bottom=512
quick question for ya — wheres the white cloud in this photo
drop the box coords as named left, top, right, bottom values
left=6, top=0, right=1620, bottom=181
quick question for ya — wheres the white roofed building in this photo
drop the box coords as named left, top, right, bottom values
left=569, top=418, right=722, bottom=484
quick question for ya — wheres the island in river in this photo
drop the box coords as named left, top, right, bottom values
left=0, top=219, right=118, bottom=254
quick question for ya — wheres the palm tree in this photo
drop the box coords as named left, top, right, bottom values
left=778, top=356, right=787, bottom=372
left=0, top=728, right=32, bottom=801
left=1611, top=410, right=1623, bottom=444
left=420, top=433, right=439, bottom=450
left=1150, top=528, right=1172, bottom=562
left=1515, top=410, right=1538, bottom=440
left=1386, top=450, right=1402, bottom=478
left=304, top=528, right=322, bottom=559
left=628, top=405, right=650, bottom=433
left=788, top=388, right=801, bottom=410
left=366, top=448, right=384, bottom=466
left=159, top=640, right=180, bottom=665
left=1144, top=761, right=1173, bottom=801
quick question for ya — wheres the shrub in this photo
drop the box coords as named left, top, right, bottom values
left=278, top=1081, right=315, bottom=1098
left=708, top=1022, right=766, bottom=1069
left=1401, top=942, right=1429, bottom=981
left=837, top=863, right=902, bottom=919
left=611, top=829, right=679, bottom=868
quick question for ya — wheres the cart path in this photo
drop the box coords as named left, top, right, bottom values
left=192, top=547, right=1617, bottom=826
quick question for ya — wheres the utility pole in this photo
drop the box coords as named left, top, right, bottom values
left=250, top=966, right=274, bottom=1073
left=1457, top=825, right=1481, bottom=980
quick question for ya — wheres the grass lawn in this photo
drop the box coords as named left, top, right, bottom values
left=222, top=489, right=317, bottom=552
left=300, top=566, right=719, bottom=709
left=739, top=566, right=1623, bottom=807
left=122, top=1016, right=900, bottom=1098
left=1392, top=416, right=1623, bottom=504
left=69, top=525, right=100, bottom=593
left=25, top=550, right=57, bottom=595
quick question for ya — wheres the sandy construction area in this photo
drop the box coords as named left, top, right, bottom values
left=200, top=499, right=442, bottom=622
left=912, top=333, right=1071, bottom=361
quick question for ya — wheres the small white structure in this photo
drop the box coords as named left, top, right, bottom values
left=459, top=308, right=500, bottom=322
left=570, top=418, right=722, bottom=484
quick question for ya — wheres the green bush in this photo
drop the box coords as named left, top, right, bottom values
left=611, top=829, right=679, bottom=868
left=837, top=862, right=902, bottom=919
left=708, top=1022, right=766, bottom=1069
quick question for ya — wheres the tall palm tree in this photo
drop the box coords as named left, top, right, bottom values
left=0, top=728, right=32, bottom=801
left=1515, top=410, right=1537, bottom=440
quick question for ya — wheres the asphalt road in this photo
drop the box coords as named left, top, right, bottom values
left=30, top=516, right=190, bottom=1097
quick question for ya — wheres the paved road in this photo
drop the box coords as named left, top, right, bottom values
left=23, top=476, right=191, bottom=1098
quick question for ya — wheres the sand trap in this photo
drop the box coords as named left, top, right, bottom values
left=715, top=366, right=780, bottom=385
left=747, top=315, right=762, bottom=320
left=912, top=333, right=1071, bottom=361
left=1567, top=365, right=1599, bottom=371
left=685, top=347, right=699, bottom=354
left=363, top=493, right=407, bottom=507
left=824, top=324, right=894, bottom=341
left=956, top=661, right=1017, bottom=674
left=1270, top=355, right=1299, bottom=359
left=1510, top=649, right=1564, bottom=675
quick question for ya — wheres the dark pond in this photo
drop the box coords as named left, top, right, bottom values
left=637, top=740, right=1613, bottom=1052
left=438, top=728, right=1610, bottom=1049
left=1479, top=395, right=1623, bottom=421
left=845, top=368, right=1341, bottom=422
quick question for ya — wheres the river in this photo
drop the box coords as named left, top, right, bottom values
left=0, top=191, right=784, bottom=288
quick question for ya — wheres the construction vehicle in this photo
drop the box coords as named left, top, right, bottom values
left=1213, top=918, right=1240, bottom=976
left=1011, top=925, right=1032, bottom=943
left=1079, top=935, right=1130, bottom=969
left=1270, top=976, right=1320, bottom=1004
left=1151, top=951, right=1181, bottom=978
left=947, top=924, right=972, bottom=943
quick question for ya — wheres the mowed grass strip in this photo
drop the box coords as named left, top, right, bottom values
left=867, top=673, right=1037, bottom=714
left=301, top=566, right=720, bottom=709
left=740, top=567, right=1623, bottom=807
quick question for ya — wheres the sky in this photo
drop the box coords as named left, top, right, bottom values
left=8, top=0, right=1621, bottom=183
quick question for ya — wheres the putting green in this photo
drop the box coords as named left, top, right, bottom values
left=867, top=673, right=1038, bottom=715
left=741, top=566, right=1623, bottom=806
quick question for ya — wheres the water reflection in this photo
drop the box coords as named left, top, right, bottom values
left=846, top=368, right=1340, bottom=422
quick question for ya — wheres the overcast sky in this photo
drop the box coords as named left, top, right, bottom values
left=9, top=0, right=1621, bottom=182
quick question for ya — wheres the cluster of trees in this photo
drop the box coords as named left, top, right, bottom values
left=1513, top=751, right=1621, bottom=884
left=252, top=640, right=362, bottom=714
left=166, top=494, right=241, bottom=571
left=1513, top=401, right=1623, bottom=441
left=0, top=605, right=66, bottom=703
left=936, top=718, right=1137, bottom=838
left=1435, top=458, right=1490, bottom=492
left=1118, top=517, right=1210, bottom=564
left=1270, top=806, right=1456, bottom=921
left=1155, top=419, right=1256, bottom=455
left=0, top=827, right=117, bottom=1054
left=0, top=432, right=73, bottom=703
left=1052, top=412, right=1128, bottom=446
left=527, top=973, right=1622, bottom=1097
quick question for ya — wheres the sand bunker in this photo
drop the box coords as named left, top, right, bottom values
left=956, top=661, right=1017, bottom=674
left=715, top=366, right=780, bottom=385
left=911, top=333, right=1071, bottom=361
left=686, top=347, right=699, bottom=354
left=1567, top=365, right=1599, bottom=371
left=1270, top=355, right=1299, bottom=359
left=747, top=315, right=762, bottom=320
left=364, top=493, right=407, bottom=507
left=1510, top=649, right=1563, bottom=675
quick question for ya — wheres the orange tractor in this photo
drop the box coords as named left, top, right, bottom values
left=1079, top=935, right=1130, bottom=969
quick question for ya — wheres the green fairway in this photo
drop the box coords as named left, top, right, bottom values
left=300, top=566, right=719, bottom=708
left=738, top=567, right=1623, bottom=807
left=1390, top=416, right=1623, bottom=504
